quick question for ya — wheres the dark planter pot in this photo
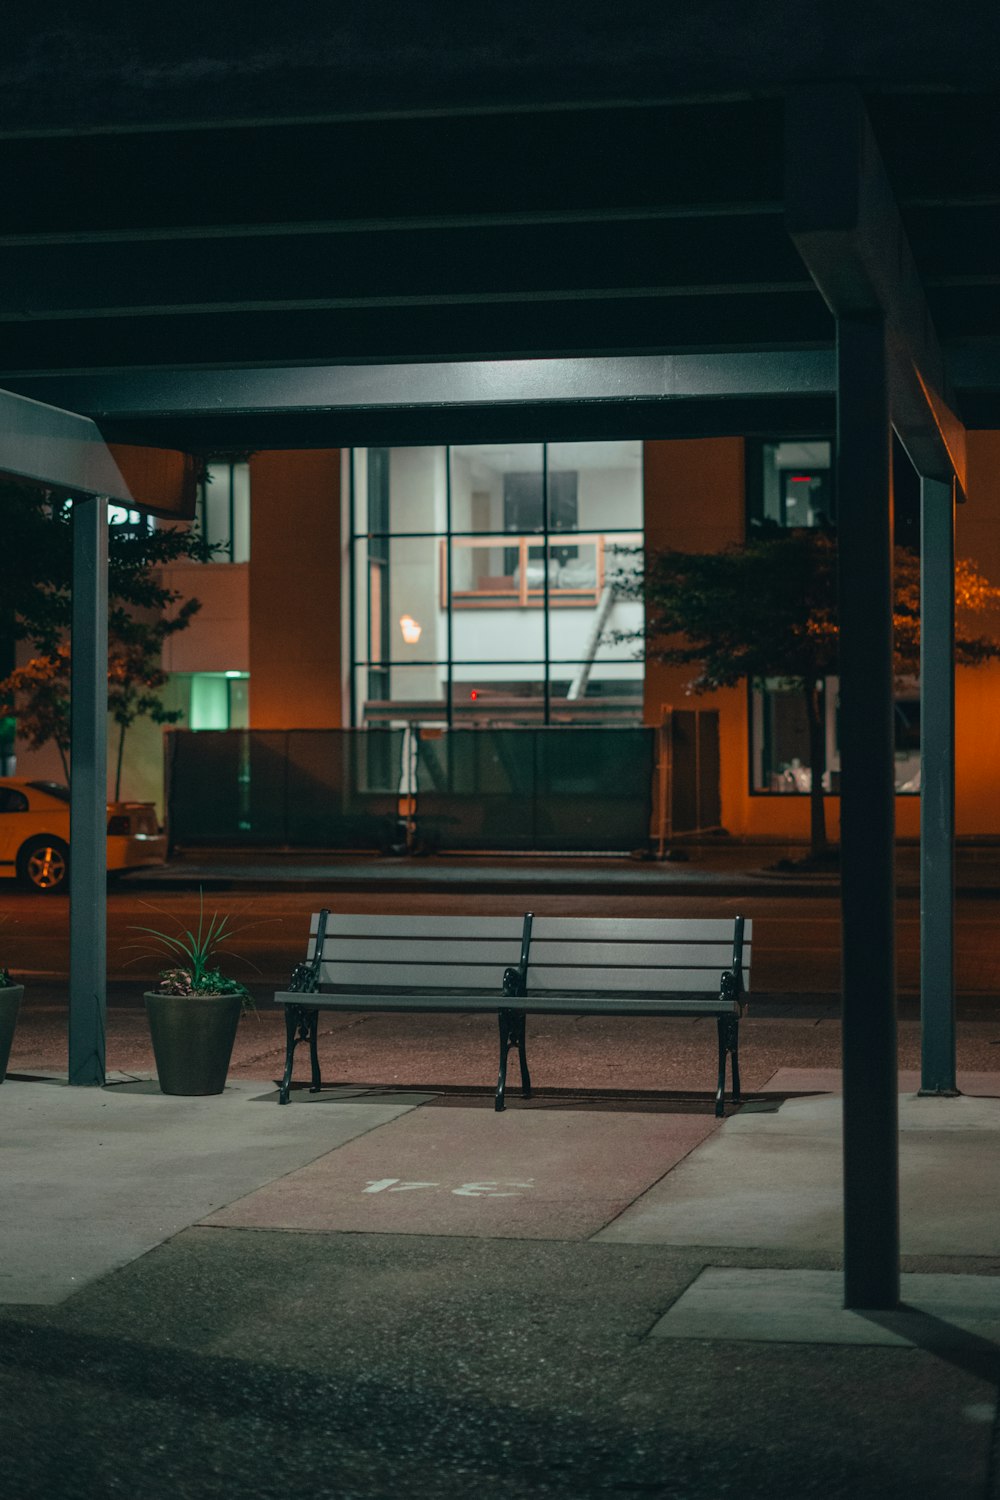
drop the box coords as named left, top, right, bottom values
left=0, top=985, right=23, bottom=1082
left=144, top=992, right=243, bottom=1096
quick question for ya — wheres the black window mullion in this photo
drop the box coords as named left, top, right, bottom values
left=446, top=446, right=454, bottom=728
left=227, top=462, right=236, bottom=563
left=348, top=450, right=357, bottom=727
left=542, top=444, right=551, bottom=726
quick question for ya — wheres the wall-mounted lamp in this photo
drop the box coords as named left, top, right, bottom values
left=399, top=614, right=422, bottom=645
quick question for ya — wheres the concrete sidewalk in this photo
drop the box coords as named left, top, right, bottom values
left=118, top=840, right=1000, bottom=897
left=2, top=1067, right=999, bottom=1497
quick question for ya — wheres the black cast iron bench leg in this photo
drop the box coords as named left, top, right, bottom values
left=496, top=1008, right=531, bottom=1112
left=715, top=1013, right=742, bottom=1117
left=279, top=1004, right=321, bottom=1105
left=308, top=1013, right=323, bottom=1093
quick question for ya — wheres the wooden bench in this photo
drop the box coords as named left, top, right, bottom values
left=274, top=911, right=751, bottom=1114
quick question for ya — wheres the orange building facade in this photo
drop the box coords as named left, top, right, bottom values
left=15, top=436, right=1000, bottom=843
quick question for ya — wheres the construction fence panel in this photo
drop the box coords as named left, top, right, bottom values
left=166, top=729, right=404, bottom=848
left=414, top=727, right=654, bottom=852
left=166, top=727, right=653, bottom=852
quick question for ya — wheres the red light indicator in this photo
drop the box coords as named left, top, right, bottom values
left=470, top=689, right=478, bottom=700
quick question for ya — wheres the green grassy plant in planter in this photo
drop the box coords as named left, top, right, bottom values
left=0, top=965, right=23, bottom=1083
left=134, top=897, right=254, bottom=1097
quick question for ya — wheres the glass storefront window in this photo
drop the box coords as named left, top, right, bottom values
left=548, top=441, right=643, bottom=530
left=749, top=440, right=833, bottom=529
left=349, top=441, right=644, bottom=726
left=182, top=672, right=250, bottom=730
left=356, top=446, right=446, bottom=535
left=750, top=677, right=919, bottom=795
left=355, top=664, right=447, bottom=725
left=197, top=461, right=251, bottom=562
left=748, top=436, right=919, bottom=796
left=450, top=444, right=545, bottom=535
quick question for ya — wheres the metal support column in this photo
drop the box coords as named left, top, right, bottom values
left=919, top=477, right=957, bottom=1095
left=837, top=316, right=900, bottom=1309
left=69, top=494, right=108, bottom=1086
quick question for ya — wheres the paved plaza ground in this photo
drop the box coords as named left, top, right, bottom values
left=3, top=1028, right=1000, bottom=1497
left=3, top=857, right=1000, bottom=1497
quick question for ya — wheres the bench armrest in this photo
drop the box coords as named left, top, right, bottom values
left=720, top=968, right=746, bottom=1014
left=502, top=965, right=526, bottom=999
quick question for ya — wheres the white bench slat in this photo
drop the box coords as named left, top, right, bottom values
left=319, top=939, right=529, bottom=967
left=510, top=993, right=738, bottom=1014
left=278, top=989, right=509, bottom=1011
left=316, top=962, right=742, bottom=995
left=314, top=938, right=747, bottom=972
left=528, top=916, right=752, bottom=942
left=526, top=941, right=748, bottom=970
left=308, top=914, right=751, bottom=944
left=521, top=966, right=738, bottom=994
left=319, top=961, right=512, bottom=989
left=309, top=914, right=525, bottom=940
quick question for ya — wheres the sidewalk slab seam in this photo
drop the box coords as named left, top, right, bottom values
left=650, top=1267, right=1000, bottom=1348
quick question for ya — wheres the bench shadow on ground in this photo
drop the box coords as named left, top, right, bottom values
left=247, top=1083, right=828, bottom=1113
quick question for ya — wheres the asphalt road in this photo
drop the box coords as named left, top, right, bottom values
left=6, top=881, right=1000, bottom=1110
left=3, top=884, right=1000, bottom=1001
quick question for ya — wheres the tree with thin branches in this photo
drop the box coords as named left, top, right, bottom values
left=621, top=525, right=1000, bottom=858
left=0, top=478, right=209, bottom=790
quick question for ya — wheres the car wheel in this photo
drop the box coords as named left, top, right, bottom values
left=18, top=836, right=70, bottom=893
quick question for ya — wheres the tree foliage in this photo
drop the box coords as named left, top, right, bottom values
left=0, top=649, right=72, bottom=781
left=619, top=525, right=1000, bottom=856
left=635, top=526, right=1000, bottom=686
left=0, top=479, right=209, bottom=789
left=0, top=478, right=209, bottom=651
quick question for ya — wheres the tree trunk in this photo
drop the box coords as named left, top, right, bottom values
left=804, top=681, right=829, bottom=857
left=114, top=720, right=127, bottom=801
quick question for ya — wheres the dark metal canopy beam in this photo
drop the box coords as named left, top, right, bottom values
left=0, top=202, right=787, bottom=249
left=5, top=353, right=836, bottom=449
left=7, top=351, right=836, bottom=420
left=0, top=293, right=833, bottom=375
left=786, top=84, right=965, bottom=490
left=0, top=216, right=806, bottom=321
left=0, top=102, right=784, bottom=239
left=0, top=385, right=134, bottom=502
left=11, top=348, right=1000, bottom=427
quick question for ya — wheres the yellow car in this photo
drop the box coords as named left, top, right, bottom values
left=0, top=778, right=168, bottom=893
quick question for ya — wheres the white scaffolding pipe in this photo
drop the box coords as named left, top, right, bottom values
left=566, top=584, right=615, bottom=702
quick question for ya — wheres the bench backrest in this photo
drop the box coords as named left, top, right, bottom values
left=521, top=915, right=750, bottom=995
left=308, top=913, right=529, bottom=991
left=306, top=912, right=749, bottom=996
